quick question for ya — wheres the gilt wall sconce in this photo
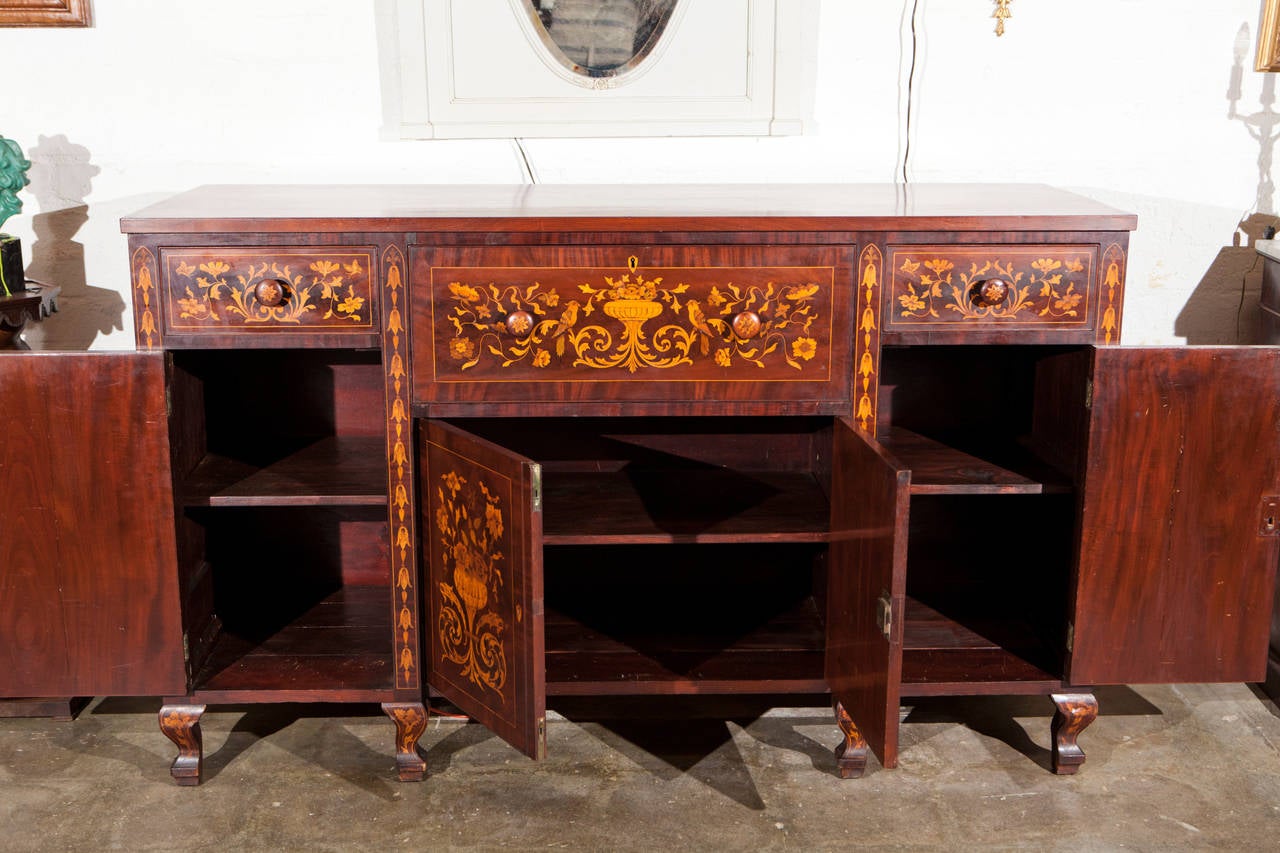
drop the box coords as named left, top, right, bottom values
left=993, top=0, right=1012, bottom=36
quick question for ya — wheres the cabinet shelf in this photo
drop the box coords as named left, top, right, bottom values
left=190, top=586, right=394, bottom=703
left=900, top=598, right=1062, bottom=697
left=545, top=596, right=827, bottom=695
left=879, top=427, right=1071, bottom=495
left=542, top=469, right=831, bottom=544
left=182, top=437, right=387, bottom=507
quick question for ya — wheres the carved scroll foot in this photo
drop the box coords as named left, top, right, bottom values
left=832, top=701, right=869, bottom=779
left=1050, top=692, right=1098, bottom=775
left=159, top=704, right=206, bottom=786
left=382, top=702, right=428, bottom=782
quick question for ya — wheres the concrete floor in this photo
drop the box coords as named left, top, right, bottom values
left=1, top=685, right=1279, bottom=851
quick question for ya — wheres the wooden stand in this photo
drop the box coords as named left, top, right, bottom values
left=0, top=283, right=58, bottom=349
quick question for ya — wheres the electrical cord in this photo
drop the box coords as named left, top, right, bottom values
left=901, top=0, right=921, bottom=184
left=515, top=138, right=538, bottom=184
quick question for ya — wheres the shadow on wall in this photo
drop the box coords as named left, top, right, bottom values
left=22, top=134, right=124, bottom=351
left=1176, top=23, right=1279, bottom=344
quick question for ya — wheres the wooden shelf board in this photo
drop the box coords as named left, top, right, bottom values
left=879, top=427, right=1070, bottom=495
left=544, top=594, right=825, bottom=694
left=900, top=598, right=1061, bottom=693
left=193, top=587, right=395, bottom=696
left=542, top=469, right=831, bottom=544
left=545, top=672, right=829, bottom=696
left=182, top=436, right=387, bottom=507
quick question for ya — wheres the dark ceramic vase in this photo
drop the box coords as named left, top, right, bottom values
left=0, top=234, right=23, bottom=297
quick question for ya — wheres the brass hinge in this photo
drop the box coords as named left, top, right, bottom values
left=1065, top=622, right=1075, bottom=653
left=876, top=591, right=893, bottom=641
left=1083, top=379, right=1093, bottom=410
left=1261, top=496, right=1280, bottom=536
left=531, top=463, right=543, bottom=513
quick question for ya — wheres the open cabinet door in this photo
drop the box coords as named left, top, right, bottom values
left=1068, top=347, right=1280, bottom=686
left=0, top=352, right=185, bottom=697
left=826, top=417, right=911, bottom=770
left=421, top=419, right=546, bottom=759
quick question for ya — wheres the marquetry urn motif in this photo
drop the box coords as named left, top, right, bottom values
left=433, top=469, right=509, bottom=699
left=433, top=256, right=831, bottom=381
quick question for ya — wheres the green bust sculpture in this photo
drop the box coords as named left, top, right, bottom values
left=0, top=135, right=30, bottom=296
left=0, top=135, right=30, bottom=234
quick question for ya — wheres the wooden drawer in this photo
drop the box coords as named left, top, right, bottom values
left=884, top=243, right=1115, bottom=344
left=412, top=245, right=857, bottom=414
left=160, top=247, right=377, bottom=340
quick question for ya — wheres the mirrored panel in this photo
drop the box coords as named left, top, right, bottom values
left=525, top=0, right=678, bottom=79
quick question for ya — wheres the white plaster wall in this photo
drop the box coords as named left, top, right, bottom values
left=0, top=0, right=1272, bottom=348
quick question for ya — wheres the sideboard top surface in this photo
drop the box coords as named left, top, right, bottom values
left=120, top=184, right=1137, bottom=234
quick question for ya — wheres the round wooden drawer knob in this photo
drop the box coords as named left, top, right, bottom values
left=970, top=278, right=1011, bottom=307
left=732, top=311, right=762, bottom=339
left=253, top=279, right=290, bottom=307
left=505, top=310, right=534, bottom=337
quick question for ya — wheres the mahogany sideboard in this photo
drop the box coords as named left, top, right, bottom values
left=3, top=184, right=1278, bottom=784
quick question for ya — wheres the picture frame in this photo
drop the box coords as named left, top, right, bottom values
left=0, top=0, right=91, bottom=28
left=1259, top=0, right=1280, bottom=71
left=393, top=0, right=818, bottom=139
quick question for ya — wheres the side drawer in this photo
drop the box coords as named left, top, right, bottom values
left=160, top=247, right=378, bottom=342
left=884, top=242, right=1120, bottom=344
left=412, top=245, right=856, bottom=414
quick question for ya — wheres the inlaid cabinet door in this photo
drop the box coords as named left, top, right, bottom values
left=420, top=419, right=546, bottom=759
left=0, top=353, right=185, bottom=697
left=1067, top=347, right=1280, bottom=685
left=826, top=418, right=910, bottom=768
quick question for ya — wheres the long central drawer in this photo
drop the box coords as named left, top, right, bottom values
left=411, top=245, right=856, bottom=414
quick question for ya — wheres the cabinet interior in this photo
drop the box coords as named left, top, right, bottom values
left=880, top=345, right=1085, bottom=695
left=438, top=344, right=1092, bottom=698
left=168, top=348, right=393, bottom=700
left=442, top=416, right=834, bottom=695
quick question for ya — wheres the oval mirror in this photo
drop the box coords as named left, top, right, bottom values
left=523, top=0, right=678, bottom=80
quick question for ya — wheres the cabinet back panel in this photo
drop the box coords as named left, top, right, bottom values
left=880, top=346, right=1077, bottom=437
left=193, top=506, right=391, bottom=596
left=544, top=544, right=825, bottom=691
left=442, top=417, right=826, bottom=473
left=905, top=494, right=1072, bottom=678
left=174, top=350, right=385, bottom=460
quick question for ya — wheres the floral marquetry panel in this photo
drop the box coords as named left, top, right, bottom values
left=160, top=247, right=377, bottom=340
left=885, top=244, right=1101, bottom=344
left=412, top=246, right=855, bottom=411
left=421, top=419, right=546, bottom=760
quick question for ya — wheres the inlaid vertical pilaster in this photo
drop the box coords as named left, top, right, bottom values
left=382, top=245, right=420, bottom=691
left=855, top=244, right=882, bottom=433
left=131, top=245, right=160, bottom=350
left=1099, top=243, right=1127, bottom=344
